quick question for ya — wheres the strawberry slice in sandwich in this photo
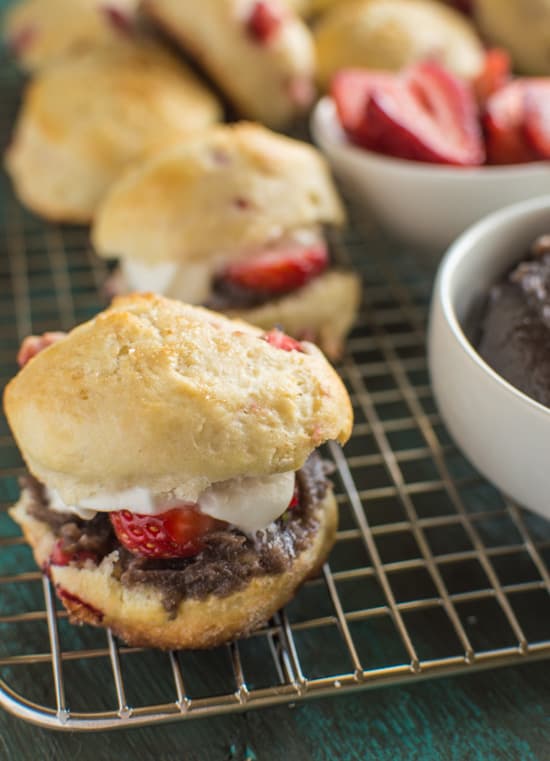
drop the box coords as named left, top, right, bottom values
left=93, top=123, right=361, bottom=360
left=5, top=294, right=353, bottom=650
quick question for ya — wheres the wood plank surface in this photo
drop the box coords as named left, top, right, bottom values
left=2, top=660, right=550, bottom=760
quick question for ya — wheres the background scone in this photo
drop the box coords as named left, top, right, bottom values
left=314, top=0, right=484, bottom=89
left=5, top=294, right=353, bottom=649
left=142, top=0, right=315, bottom=127
left=93, top=123, right=361, bottom=359
left=3, top=0, right=139, bottom=72
left=4, top=40, right=222, bottom=223
left=474, top=0, right=550, bottom=76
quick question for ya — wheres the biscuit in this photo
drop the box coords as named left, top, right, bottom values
left=228, top=269, right=361, bottom=360
left=314, top=0, right=484, bottom=88
left=93, top=123, right=345, bottom=265
left=4, top=41, right=222, bottom=223
left=4, top=294, right=353, bottom=506
left=142, top=0, right=315, bottom=127
left=475, top=0, right=550, bottom=76
left=3, top=0, right=139, bottom=71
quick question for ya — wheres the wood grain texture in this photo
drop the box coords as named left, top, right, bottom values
left=2, top=661, right=550, bottom=760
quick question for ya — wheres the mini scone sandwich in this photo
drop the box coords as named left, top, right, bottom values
left=4, top=294, right=352, bottom=650
left=4, top=40, right=222, bottom=223
left=3, top=0, right=139, bottom=72
left=93, top=123, right=361, bottom=360
left=142, top=0, right=315, bottom=128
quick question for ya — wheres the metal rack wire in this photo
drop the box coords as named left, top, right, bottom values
left=1, top=57, right=550, bottom=732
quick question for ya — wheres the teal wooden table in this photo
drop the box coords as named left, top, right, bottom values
left=1, top=661, right=550, bottom=760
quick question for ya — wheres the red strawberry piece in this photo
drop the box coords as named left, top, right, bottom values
left=8, top=24, right=37, bottom=55
left=100, top=5, right=133, bottom=34
left=263, top=329, right=304, bottom=352
left=247, top=1, right=284, bottom=44
left=56, top=587, right=104, bottom=623
left=523, top=81, right=550, bottom=159
left=445, top=0, right=472, bottom=14
left=330, top=69, right=394, bottom=148
left=484, top=81, right=540, bottom=164
left=222, top=241, right=328, bottom=294
left=287, top=482, right=300, bottom=509
left=473, top=49, right=511, bottom=106
left=364, top=61, right=485, bottom=165
left=49, top=539, right=97, bottom=567
left=17, top=331, right=66, bottom=368
left=110, top=505, right=223, bottom=559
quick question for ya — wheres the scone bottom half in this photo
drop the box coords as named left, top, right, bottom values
left=4, top=295, right=353, bottom=650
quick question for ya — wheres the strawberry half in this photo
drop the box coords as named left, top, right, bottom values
left=473, top=49, right=511, bottom=106
left=222, top=241, right=328, bottom=294
left=365, top=61, right=485, bottom=166
left=523, top=81, right=550, bottom=159
left=484, top=81, right=540, bottom=165
left=110, top=505, right=223, bottom=559
left=330, top=69, right=394, bottom=148
left=247, top=1, right=284, bottom=44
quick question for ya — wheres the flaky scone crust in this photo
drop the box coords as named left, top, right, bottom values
left=93, top=122, right=345, bottom=265
left=10, top=487, right=338, bottom=649
left=4, top=40, right=221, bottom=222
left=3, top=0, right=139, bottom=72
left=142, top=0, right=314, bottom=128
left=314, top=0, right=484, bottom=88
left=4, top=294, right=353, bottom=505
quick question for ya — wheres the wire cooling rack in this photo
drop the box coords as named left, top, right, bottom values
left=1, top=57, right=550, bottom=733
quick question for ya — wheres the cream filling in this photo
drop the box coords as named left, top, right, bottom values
left=46, top=471, right=296, bottom=534
left=120, top=226, right=325, bottom=303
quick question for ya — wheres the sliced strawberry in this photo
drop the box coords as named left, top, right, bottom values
left=287, top=482, right=300, bottom=509
left=8, top=24, right=37, bottom=55
left=263, top=328, right=304, bottom=352
left=110, top=505, right=223, bottom=559
left=222, top=241, right=328, bottom=294
left=523, top=81, right=550, bottom=159
left=445, top=0, right=472, bottom=14
left=17, top=331, right=66, bottom=368
left=247, top=1, right=284, bottom=44
left=49, top=539, right=97, bottom=567
left=100, top=5, right=133, bottom=34
left=364, top=62, right=485, bottom=166
left=473, top=49, right=511, bottom=106
left=484, top=81, right=540, bottom=164
left=330, top=69, right=394, bottom=147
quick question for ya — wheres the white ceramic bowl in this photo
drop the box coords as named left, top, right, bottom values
left=311, top=96, right=550, bottom=254
left=428, top=195, right=550, bottom=519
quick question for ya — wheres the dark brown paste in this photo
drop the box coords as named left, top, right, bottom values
left=22, top=453, right=332, bottom=616
left=478, top=234, right=550, bottom=407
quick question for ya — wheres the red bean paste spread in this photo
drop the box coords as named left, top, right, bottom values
left=478, top=234, right=550, bottom=407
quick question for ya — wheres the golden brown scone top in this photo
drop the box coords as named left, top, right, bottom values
left=314, top=0, right=484, bottom=88
left=14, top=40, right=222, bottom=156
left=3, top=0, right=139, bottom=72
left=93, top=122, right=345, bottom=265
left=4, top=294, right=353, bottom=506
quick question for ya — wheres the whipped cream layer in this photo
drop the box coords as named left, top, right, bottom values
left=47, top=470, right=296, bottom=534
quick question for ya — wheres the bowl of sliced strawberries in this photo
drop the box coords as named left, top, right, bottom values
left=311, top=51, right=550, bottom=252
